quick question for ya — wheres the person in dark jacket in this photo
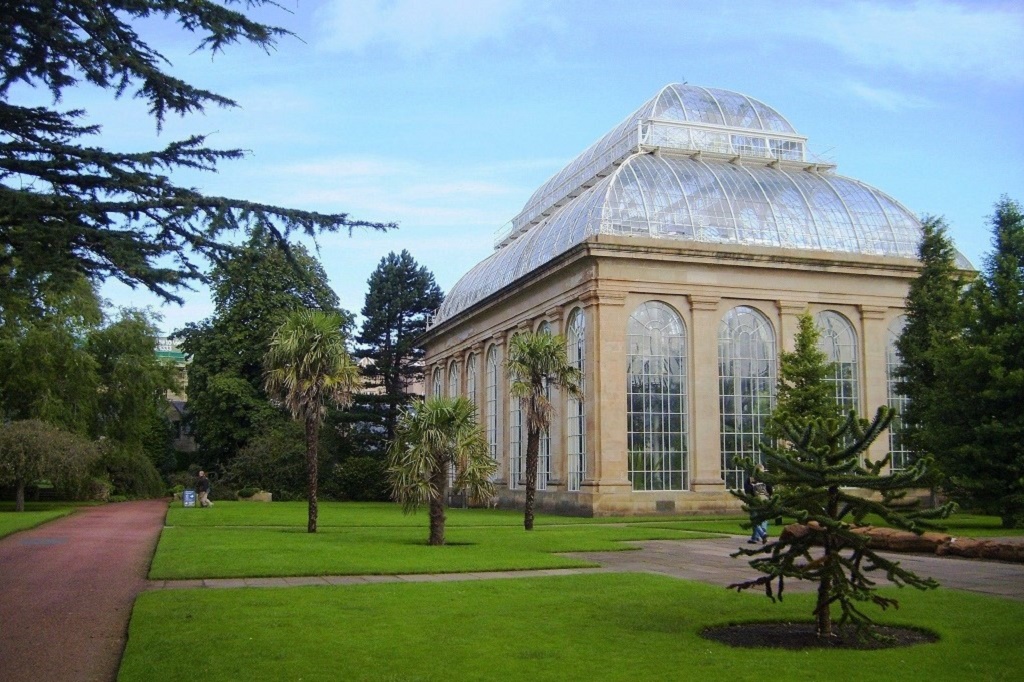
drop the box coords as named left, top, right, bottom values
left=197, top=470, right=213, bottom=508
left=744, top=468, right=772, bottom=544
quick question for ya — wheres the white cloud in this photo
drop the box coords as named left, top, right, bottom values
left=844, top=81, right=934, bottom=111
left=794, top=1, right=1024, bottom=83
left=314, top=0, right=530, bottom=54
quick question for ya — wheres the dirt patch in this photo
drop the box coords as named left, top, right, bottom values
left=701, top=622, right=939, bottom=650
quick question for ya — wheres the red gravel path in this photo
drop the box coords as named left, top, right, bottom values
left=0, top=500, right=168, bottom=682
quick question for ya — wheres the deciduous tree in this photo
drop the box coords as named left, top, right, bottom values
left=0, top=419, right=97, bottom=511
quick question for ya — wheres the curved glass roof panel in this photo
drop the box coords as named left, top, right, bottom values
left=435, top=152, right=925, bottom=324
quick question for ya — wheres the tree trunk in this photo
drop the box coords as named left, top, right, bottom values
left=306, top=416, right=319, bottom=534
left=524, top=425, right=540, bottom=531
left=816, top=485, right=840, bottom=637
left=428, top=462, right=448, bottom=546
left=15, top=479, right=25, bottom=512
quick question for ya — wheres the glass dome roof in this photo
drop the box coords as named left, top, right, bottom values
left=433, top=85, right=945, bottom=327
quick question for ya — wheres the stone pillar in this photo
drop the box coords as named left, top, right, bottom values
left=580, top=291, right=632, bottom=493
left=688, top=295, right=725, bottom=492
left=489, top=337, right=507, bottom=485
left=859, top=305, right=890, bottom=464
left=777, top=300, right=808, bottom=353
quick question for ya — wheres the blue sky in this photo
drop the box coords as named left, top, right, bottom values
left=73, top=0, right=1023, bottom=334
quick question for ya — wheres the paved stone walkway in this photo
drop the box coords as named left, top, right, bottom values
left=151, top=536, right=1024, bottom=601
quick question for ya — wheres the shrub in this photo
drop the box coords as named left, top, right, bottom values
left=220, top=423, right=309, bottom=500
left=326, top=457, right=390, bottom=502
left=237, top=487, right=259, bottom=499
left=95, top=444, right=165, bottom=499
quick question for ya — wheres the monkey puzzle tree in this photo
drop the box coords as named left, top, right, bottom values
left=388, top=396, right=496, bottom=546
left=730, top=407, right=955, bottom=638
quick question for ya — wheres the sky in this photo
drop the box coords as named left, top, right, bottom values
left=56, top=0, right=1023, bottom=335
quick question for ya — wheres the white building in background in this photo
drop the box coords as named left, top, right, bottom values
left=420, top=84, right=970, bottom=516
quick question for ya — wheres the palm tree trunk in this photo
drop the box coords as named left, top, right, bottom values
left=306, top=416, right=319, bottom=534
left=428, top=462, right=448, bottom=545
left=15, top=478, right=25, bottom=512
left=524, top=426, right=540, bottom=531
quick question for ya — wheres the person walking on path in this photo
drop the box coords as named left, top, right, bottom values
left=0, top=499, right=168, bottom=682
left=744, top=469, right=773, bottom=544
left=197, top=470, right=213, bottom=507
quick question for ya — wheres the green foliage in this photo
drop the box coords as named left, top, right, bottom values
left=2, top=0, right=391, bottom=305
left=388, top=397, right=497, bottom=545
left=766, top=311, right=841, bottom=443
left=355, top=250, right=444, bottom=444
left=176, top=231, right=346, bottom=466
left=220, top=421, right=307, bottom=501
left=95, top=443, right=165, bottom=499
left=895, top=216, right=970, bottom=468
left=731, top=407, right=955, bottom=638
left=507, top=331, right=583, bottom=530
left=922, top=197, right=1024, bottom=527
left=264, top=309, right=359, bottom=532
left=236, top=488, right=259, bottom=499
left=0, top=419, right=98, bottom=510
left=326, top=457, right=391, bottom=502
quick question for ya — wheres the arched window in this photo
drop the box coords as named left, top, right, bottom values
left=536, top=321, right=552, bottom=491
left=719, top=306, right=776, bottom=489
left=816, top=311, right=859, bottom=414
left=447, top=361, right=459, bottom=399
left=466, top=353, right=478, bottom=408
left=887, top=316, right=911, bottom=471
left=509, top=363, right=523, bottom=490
left=485, top=346, right=499, bottom=466
left=627, top=301, right=688, bottom=491
left=566, top=308, right=586, bottom=492
left=431, top=366, right=442, bottom=398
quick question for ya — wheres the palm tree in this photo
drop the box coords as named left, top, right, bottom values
left=388, top=396, right=496, bottom=545
left=507, top=331, right=583, bottom=530
left=264, top=309, right=358, bottom=533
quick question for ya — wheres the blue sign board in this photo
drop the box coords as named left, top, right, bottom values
left=183, top=489, right=197, bottom=507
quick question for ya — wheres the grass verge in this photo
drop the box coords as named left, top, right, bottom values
left=120, top=573, right=1024, bottom=682
left=0, top=503, right=80, bottom=539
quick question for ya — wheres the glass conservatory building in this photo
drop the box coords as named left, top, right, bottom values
left=420, top=84, right=959, bottom=515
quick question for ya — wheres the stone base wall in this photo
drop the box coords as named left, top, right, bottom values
left=494, top=487, right=746, bottom=517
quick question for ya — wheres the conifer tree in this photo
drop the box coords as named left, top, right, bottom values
left=730, top=407, right=955, bottom=638
left=766, top=311, right=840, bottom=444
left=356, top=251, right=443, bottom=444
left=2, top=1, right=392, bottom=306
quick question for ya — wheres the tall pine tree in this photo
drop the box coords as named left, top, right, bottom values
left=356, top=251, right=443, bottom=444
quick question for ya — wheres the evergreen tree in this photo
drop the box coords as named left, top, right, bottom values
left=929, top=197, right=1024, bottom=527
left=730, top=408, right=955, bottom=638
left=766, top=311, right=841, bottom=444
left=895, top=216, right=969, bottom=468
left=2, top=1, right=391, bottom=305
left=356, top=251, right=443, bottom=443
left=177, top=230, right=346, bottom=466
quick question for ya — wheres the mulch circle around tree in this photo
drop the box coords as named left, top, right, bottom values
left=701, top=622, right=939, bottom=650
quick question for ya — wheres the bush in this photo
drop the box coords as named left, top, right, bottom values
left=95, top=445, right=165, bottom=499
left=237, top=487, right=259, bottom=499
left=326, top=457, right=390, bottom=502
left=220, top=423, right=308, bottom=500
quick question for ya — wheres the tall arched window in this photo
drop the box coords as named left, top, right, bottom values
left=816, top=311, right=859, bottom=413
left=566, top=308, right=586, bottom=492
left=627, top=301, right=688, bottom=491
left=485, top=346, right=499, bottom=467
left=509, top=366, right=523, bottom=490
left=887, top=316, right=911, bottom=471
left=466, top=353, right=478, bottom=408
left=431, top=366, right=442, bottom=398
left=719, top=306, right=776, bottom=489
left=536, top=321, right=552, bottom=491
left=447, top=361, right=459, bottom=399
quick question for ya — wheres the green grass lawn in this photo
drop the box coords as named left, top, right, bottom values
left=120, top=573, right=1024, bottom=682
left=0, top=503, right=80, bottom=539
